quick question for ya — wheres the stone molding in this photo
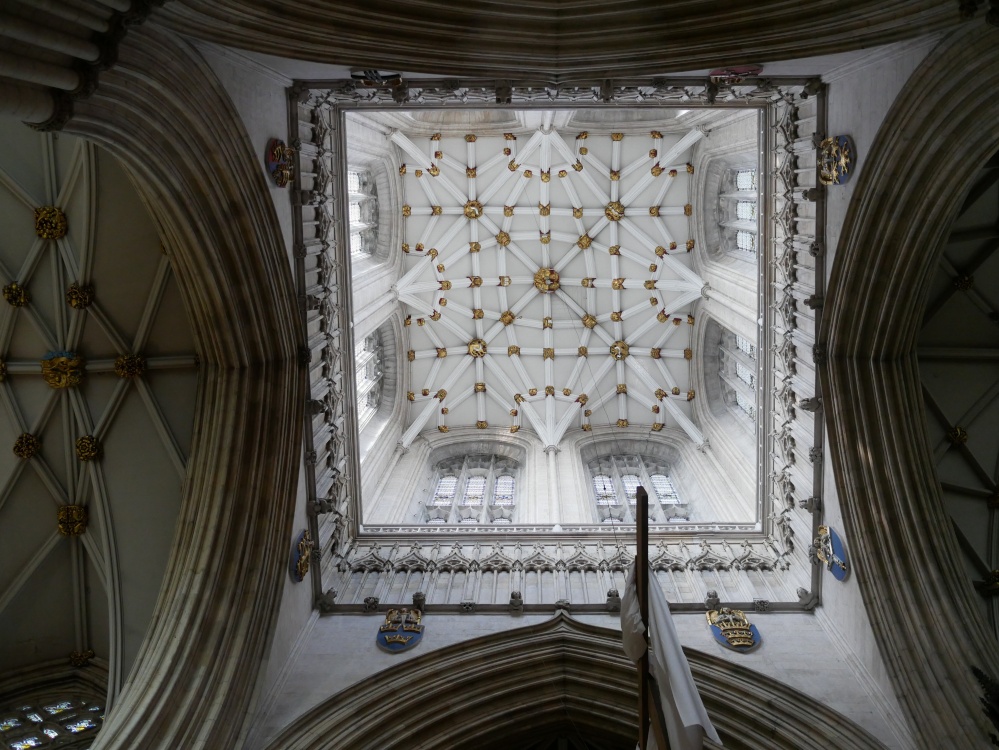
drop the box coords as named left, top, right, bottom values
left=821, top=23, right=999, bottom=747
left=156, top=1, right=956, bottom=77
left=261, top=613, right=885, bottom=750
left=62, top=25, right=303, bottom=749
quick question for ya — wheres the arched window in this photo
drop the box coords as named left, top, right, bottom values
left=592, top=474, right=615, bottom=505
left=355, top=331, right=384, bottom=431
left=587, top=456, right=688, bottom=523
left=423, top=455, right=519, bottom=524
left=427, top=471, right=458, bottom=524
left=0, top=698, right=104, bottom=748
left=718, top=327, right=757, bottom=424
left=719, top=167, right=759, bottom=259
left=494, top=474, right=515, bottom=506
left=347, top=169, right=378, bottom=257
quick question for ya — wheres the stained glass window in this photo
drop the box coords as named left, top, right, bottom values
left=355, top=332, right=384, bottom=430
left=736, top=392, right=756, bottom=419
left=347, top=169, right=375, bottom=256
left=67, top=718, right=97, bottom=732
left=736, top=169, right=757, bottom=191
left=589, top=457, right=686, bottom=521
left=463, top=476, right=486, bottom=506
left=494, top=475, right=515, bottom=505
left=593, top=474, right=616, bottom=504
left=621, top=474, right=640, bottom=502
left=426, top=456, right=519, bottom=523
left=651, top=474, right=679, bottom=504
left=736, top=335, right=756, bottom=359
left=736, top=230, right=756, bottom=253
left=432, top=475, right=457, bottom=505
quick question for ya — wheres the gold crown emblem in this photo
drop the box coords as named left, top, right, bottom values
left=707, top=608, right=755, bottom=649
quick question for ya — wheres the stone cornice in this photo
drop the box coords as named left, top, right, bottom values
left=821, top=22, right=999, bottom=747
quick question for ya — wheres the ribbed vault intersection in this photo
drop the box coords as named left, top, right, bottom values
left=383, top=113, right=710, bottom=451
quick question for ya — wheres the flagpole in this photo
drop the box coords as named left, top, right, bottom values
left=637, top=485, right=671, bottom=750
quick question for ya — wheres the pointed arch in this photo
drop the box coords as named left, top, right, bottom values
left=261, top=614, right=884, bottom=750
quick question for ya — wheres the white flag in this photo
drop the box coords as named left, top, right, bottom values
left=621, top=560, right=722, bottom=750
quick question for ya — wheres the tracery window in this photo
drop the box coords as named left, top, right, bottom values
left=720, top=167, right=759, bottom=259
left=0, top=698, right=103, bottom=749
left=587, top=456, right=688, bottom=523
left=719, top=328, right=757, bottom=424
left=425, top=455, right=518, bottom=524
left=347, top=169, right=378, bottom=257
left=355, top=331, right=384, bottom=431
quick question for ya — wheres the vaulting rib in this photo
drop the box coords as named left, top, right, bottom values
left=401, top=354, right=474, bottom=446
left=390, top=131, right=467, bottom=204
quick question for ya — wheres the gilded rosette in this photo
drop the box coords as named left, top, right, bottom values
left=34, top=206, right=67, bottom=239
left=41, top=352, right=85, bottom=389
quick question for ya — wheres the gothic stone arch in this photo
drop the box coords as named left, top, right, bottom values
left=263, top=614, right=884, bottom=750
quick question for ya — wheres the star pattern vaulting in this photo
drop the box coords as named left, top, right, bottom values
left=392, top=114, right=707, bottom=450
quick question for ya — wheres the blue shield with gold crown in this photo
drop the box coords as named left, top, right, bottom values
left=818, top=135, right=855, bottom=186
left=707, top=608, right=760, bottom=652
left=376, top=608, right=424, bottom=653
left=811, top=524, right=850, bottom=582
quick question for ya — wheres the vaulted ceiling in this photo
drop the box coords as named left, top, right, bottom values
left=353, top=109, right=752, bottom=452
left=0, top=124, right=197, bottom=709
left=919, top=149, right=999, bottom=635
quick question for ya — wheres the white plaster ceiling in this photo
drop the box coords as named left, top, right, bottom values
left=0, top=122, right=198, bottom=707
left=366, top=111, right=714, bottom=449
left=918, top=150, right=999, bottom=634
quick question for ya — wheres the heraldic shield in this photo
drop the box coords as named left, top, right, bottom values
left=811, top=524, right=850, bottom=582
left=376, top=608, right=424, bottom=653
left=707, top=608, right=761, bottom=652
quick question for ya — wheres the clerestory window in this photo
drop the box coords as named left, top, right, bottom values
left=720, top=167, right=759, bottom=259
left=587, top=456, right=688, bottom=523
left=425, top=455, right=519, bottom=524
left=355, top=331, right=384, bottom=431
left=347, top=169, right=378, bottom=257
left=719, top=327, right=757, bottom=424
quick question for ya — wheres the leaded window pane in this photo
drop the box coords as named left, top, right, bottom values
left=736, top=169, right=757, bottom=191
left=494, top=474, right=515, bottom=505
left=349, top=202, right=361, bottom=223
left=736, top=361, right=755, bottom=386
left=593, top=474, right=615, bottom=504
left=736, top=392, right=756, bottom=419
left=735, top=335, right=756, bottom=359
left=736, top=230, right=756, bottom=252
left=651, top=474, right=679, bottom=504
left=432, top=475, right=457, bottom=504
left=621, top=474, right=640, bottom=502
left=464, top=476, right=486, bottom=505
left=736, top=201, right=756, bottom=220
left=350, top=232, right=363, bottom=255
left=347, top=171, right=361, bottom=193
